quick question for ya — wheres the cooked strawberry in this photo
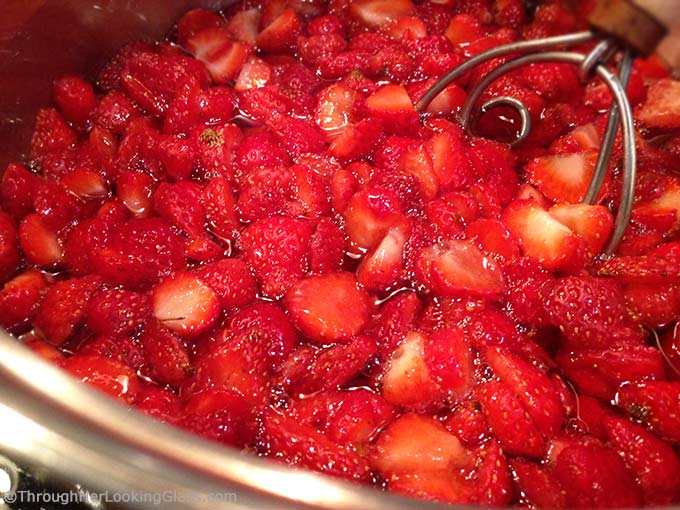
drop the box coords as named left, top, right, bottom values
left=265, top=114, right=326, bottom=156
left=31, top=108, right=77, bottom=158
left=285, top=271, right=371, bottom=344
left=548, top=203, right=614, bottom=254
left=510, top=459, right=567, bottom=508
left=329, top=118, right=384, bottom=160
left=638, top=78, right=680, bottom=128
left=598, top=245, right=680, bottom=284
left=415, top=240, right=505, bottom=298
left=18, top=213, right=64, bottom=268
left=241, top=216, right=312, bottom=299
left=79, top=335, right=144, bottom=369
left=177, top=8, right=224, bottom=47
left=22, top=334, right=64, bottom=362
left=443, top=403, right=488, bottom=445
left=256, top=8, right=302, bottom=53
left=93, top=90, right=137, bottom=134
left=33, top=276, right=101, bottom=345
left=153, top=181, right=206, bottom=238
left=617, top=381, right=680, bottom=442
left=195, top=259, right=256, bottom=311
left=1, top=163, right=42, bottom=220
left=201, top=177, right=237, bottom=242
left=445, top=14, right=483, bottom=46
left=234, top=56, right=272, bottom=92
left=225, top=8, right=260, bottom=44
left=0, top=270, right=50, bottom=332
left=387, top=470, right=472, bottom=503
left=236, top=167, right=295, bottom=223
left=343, top=188, right=408, bottom=252
left=364, top=291, right=421, bottom=358
left=425, top=130, right=474, bottom=192
left=477, top=380, right=546, bottom=458
left=465, top=218, right=519, bottom=265
left=60, top=355, right=140, bottom=403
left=85, top=288, right=151, bottom=337
left=502, top=199, right=585, bottom=272
left=195, top=124, right=243, bottom=181
left=349, top=0, right=415, bottom=28
left=624, top=283, right=680, bottom=328
left=60, top=168, right=108, bottom=200
left=525, top=150, right=600, bottom=204
left=234, top=129, right=289, bottom=175
left=116, top=170, right=155, bottom=218
left=364, top=84, right=419, bottom=134
left=95, top=218, right=185, bottom=289
left=261, top=408, right=371, bottom=481
left=133, top=386, right=182, bottom=423
left=52, top=75, right=97, bottom=125
left=0, top=210, right=19, bottom=282
left=503, top=257, right=555, bottom=327
left=63, top=218, right=110, bottom=275
left=151, top=271, right=221, bottom=338
left=556, top=343, right=665, bottom=400
left=140, top=320, right=193, bottom=387
left=186, top=27, right=249, bottom=84
left=546, top=276, right=642, bottom=348
left=423, top=327, right=473, bottom=396
left=357, top=225, right=408, bottom=293
left=604, top=415, right=680, bottom=505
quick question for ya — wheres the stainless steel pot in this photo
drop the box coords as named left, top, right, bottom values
left=0, top=2, right=426, bottom=508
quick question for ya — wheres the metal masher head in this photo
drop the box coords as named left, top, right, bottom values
left=415, top=30, right=637, bottom=255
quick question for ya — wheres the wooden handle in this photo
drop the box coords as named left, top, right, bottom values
left=589, top=0, right=670, bottom=55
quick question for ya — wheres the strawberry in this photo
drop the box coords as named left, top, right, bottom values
left=133, top=386, right=181, bottom=423
left=445, top=13, right=483, bottom=46
left=510, top=459, right=567, bottom=508
left=60, top=355, right=140, bottom=403
left=225, top=8, right=260, bottom=44
left=0, top=210, right=19, bottom=282
left=364, top=84, right=419, bottom=134
left=604, top=415, right=680, bottom=505
left=284, top=272, right=372, bottom=344
left=153, top=181, right=206, bottom=238
left=162, top=77, right=202, bottom=135
left=30, top=108, right=77, bottom=158
left=63, top=218, right=111, bottom=275
left=503, top=256, right=555, bottom=327
left=234, top=129, right=289, bottom=175
left=196, top=258, right=256, bottom=313
left=116, top=170, right=155, bottom=218
left=425, top=130, right=474, bottom=192
left=365, top=291, right=421, bottom=358
left=18, top=213, right=64, bottom=268
left=186, top=28, right=249, bottom=84
left=329, top=118, right=384, bottom=160
left=238, top=85, right=298, bottom=122
left=617, top=381, right=680, bottom=442
left=257, top=8, right=302, bottom=53
left=343, top=188, right=407, bottom=251
left=598, top=244, right=680, bottom=284
left=95, top=218, right=186, bottom=289
left=85, top=288, right=151, bottom=337
left=201, top=177, right=237, bottom=242
left=349, top=0, right=415, bottom=29
left=415, top=240, right=505, bottom=298
left=0, top=270, right=50, bottom=332
left=140, top=320, right=193, bottom=387
left=638, top=78, right=680, bottom=128
left=477, top=380, right=546, bottom=458
left=443, top=403, right=488, bottom=445
left=548, top=203, right=614, bottom=255
left=1, top=163, right=42, bottom=220
left=525, top=150, right=600, bottom=204
left=546, top=276, right=642, bottom=348
left=423, top=327, right=473, bottom=395
left=195, top=124, right=243, bottom=181
left=93, top=91, right=137, bottom=134
left=502, top=199, right=585, bottom=272
left=465, top=218, right=519, bottom=265
left=624, top=283, right=680, bottom=328
left=234, top=56, right=273, bottom=91
left=265, top=114, right=326, bottom=157
left=33, top=276, right=101, bottom=345
left=52, top=75, right=97, bottom=125
left=236, top=167, right=295, bottom=223
left=370, top=413, right=470, bottom=478
left=261, top=408, right=371, bottom=482
left=151, top=271, right=221, bottom=338
left=241, top=216, right=312, bottom=299
left=79, top=335, right=145, bottom=369
left=556, top=344, right=665, bottom=400
left=22, top=334, right=64, bottom=362
left=178, top=404, right=256, bottom=446
left=176, top=8, right=224, bottom=47
left=60, top=168, right=108, bottom=200
left=156, top=135, right=197, bottom=181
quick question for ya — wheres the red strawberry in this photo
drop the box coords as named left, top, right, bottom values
left=30, top=108, right=77, bottom=158
left=236, top=167, right=295, bottom=223
left=18, top=213, right=64, bottom=268
left=257, top=8, right=303, bottom=53
left=156, top=135, right=197, bottom=181
left=624, top=283, right=680, bottom=328
left=266, top=114, right=326, bottom=157
left=546, top=276, right=642, bottom=348
left=477, top=380, right=546, bottom=458
left=201, top=177, right=237, bottom=241
left=134, top=386, right=182, bottom=422
left=445, top=13, right=483, bottom=46
left=617, top=381, right=680, bottom=442
left=22, top=334, right=64, bottom=362
left=151, top=271, right=221, bottom=338
left=415, top=240, right=505, bottom=298
left=186, top=28, right=249, bottom=84
left=365, top=290, right=421, bottom=357
left=525, top=150, right=600, bottom=204
left=116, top=170, right=155, bottom=218
left=423, top=327, right=473, bottom=396
left=604, top=415, right=680, bottom=505
left=638, top=78, right=680, bottom=128
left=195, top=124, right=243, bottom=181
left=33, top=276, right=101, bottom=345
left=176, top=8, right=224, bottom=47
left=60, top=355, right=140, bottom=403
left=52, top=75, right=97, bottom=125
left=85, top=288, right=151, bottom=337
left=548, top=203, right=614, bottom=254
left=1, top=163, right=42, bottom=220
left=598, top=244, right=680, bottom=284
left=443, top=403, right=489, bottom=445
left=196, top=258, right=257, bottom=310
left=93, top=91, right=137, bottom=134
left=95, top=218, right=186, bottom=289
left=79, top=335, right=145, bottom=369
left=32, top=180, right=85, bottom=229
left=234, top=56, right=273, bottom=91
left=153, top=181, right=206, bottom=238
left=510, top=459, right=567, bottom=508
left=0, top=210, right=19, bottom=282
left=63, top=218, right=111, bottom=275
left=357, top=224, right=408, bottom=293
left=241, top=216, right=312, bottom=299
left=261, top=408, right=371, bottom=482
left=234, top=129, right=289, bottom=175
left=465, top=218, right=519, bottom=265
left=315, top=83, right=357, bottom=135
left=284, top=272, right=371, bottom=344
left=226, top=8, right=261, bottom=44
left=425, top=130, right=474, bottom=192
left=60, top=168, right=108, bottom=200
left=0, top=270, right=50, bottom=332
left=503, top=256, right=555, bottom=327
left=309, top=218, right=346, bottom=274
left=343, top=188, right=407, bottom=251
left=162, top=77, right=202, bottom=135
left=349, top=0, right=415, bottom=28
left=364, top=84, right=419, bottom=134
left=140, top=320, right=193, bottom=387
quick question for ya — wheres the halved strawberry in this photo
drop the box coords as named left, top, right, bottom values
left=30, top=108, right=77, bottom=158
left=196, top=258, right=257, bottom=311
left=510, top=459, right=567, bottom=508
left=151, top=271, right=221, bottom=338
left=465, top=218, right=520, bottom=265
left=425, top=130, right=474, bottom=192
left=186, top=28, right=249, bottom=83
left=0, top=210, right=19, bottom=282
left=365, top=290, right=421, bottom=358
left=116, top=170, right=155, bottom=218
left=385, top=16, right=427, bottom=39
left=177, top=8, right=224, bottom=47
left=201, top=176, right=237, bottom=242
left=638, top=78, right=680, bottom=128
left=309, top=218, right=346, bottom=274
left=364, top=84, right=419, bottom=134
left=60, top=355, right=140, bottom=403
left=624, top=282, right=680, bottom=328
left=503, top=256, right=555, bottom=327
left=525, top=150, right=600, bottom=204
left=356, top=225, right=408, bottom=293
left=60, top=168, right=108, bottom=200
left=85, top=288, right=151, bottom=337
left=617, top=381, right=680, bottom=442
left=445, top=14, right=483, bottom=46
left=52, top=75, right=97, bottom=125
left=502, top=199, right=585, bottom=272
left=1, top=163, right=42, bottom=220
left=343, top=188, right=407, bottom=251
left=598, top=243, right=680, bottom=284
left=18, top=213, right=64, bottom=268
left=349, top=0, right=415, bottom=29
left=548, top=203, right=613, bottom=254
left=284, top=272, right=371, bottom=344
left=415, top=240, right=505, bottom=298
left=226, top=8, right=261, bottom=44
left=79, top=335, right=145, bottom=369
left=140, top=320, right=193, bottom=387
left=153, top=181, right=206, bottom=238
left=443, top=403, right=488, bottom=445
left=0, top=270, right=50, bottom=332
left=256, top=8, right=302, bottom=53
left=315, top=83, right=357, bottom=135
left=234, top=56, right=272, bottom=92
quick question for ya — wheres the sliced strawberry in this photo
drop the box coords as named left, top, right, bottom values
left=308, top=218, right=345, bottom=275
left=357, top=225, right=408, bottom=293
left=18, top=213, right=64, bottom=268
left=93, top=90, right=137, bottom=134
left=33, top=276, right=101, bottom=345
left=0, top=270, right=50, bottom=332
left=60, top=355, right=140, bottom=403
left=502, top=199, right=585, bottom=272
left=365, top=291, right=421, bottom=358
left=329, top=117, right=383, bottom=159
left=201, top=176, right=237, bottom=241
left=624, top=282, right=680, bottom=328
left=85, top=288, right=151, bottom=337
left=22, top=334, right=64, bottom=362
left=0, top=210, right=19, bottom=282
left=548, top=203, right=613, bottom=254
left=445, top=13, right=483, bottom=46
left=79, top=335, right=144, bottom=369
left=151, top=271, right=221, bottom=338
left=423, top=327, right=473, bottom=395
left=116, top=170, right=155, bottom=218
left=349, top=0, right=415, bottom=28
left=371, top=413, right=469, bottom=478
left=343, top=188, right=406, bottom=251
left=1, top=163, right=42, bottom=220
left=425, top=130, right=474, bottom=192
left=266, top=114, right=326, bottom=157
left=140, top=320, right=193, bottom=387
left=256, top=8, right=302, bottom=53
left=503, top=256, right=555, bottom=327
left=60, top=168, right=108, bottom=200
left=604, top=415, right=680, bottom=505
left=234, top=56, right=272, bottom=92
left=134, top=386, right=182, bottom=423
left=364, top=84, right=419, bottom=134
left=638, top=78, right=680, bottom=128
left=176, top=8, right=224, bottom=47
left=153, top=181, right=206, bottom=238
left=284, top=272, right=371, bottom=344
left=465, top=218, right=519, bottom=265
left=234, top=129, right=289, bottom=175
left=30, top=108, right=77, bottom=158
left=52, top=75, right=97, bottom=125
left=63, top=218, right=111, bottom=275
left=617, top=381, right=680, bottom=442
left=443, top=403, right=489, bottom=446
left=186, top=28, right=249, bottom=83
left=415, top=239, right=505, bottom=298
left=196, top=258, right=256, bottom=311
left=226, top=8, right=261, bottom=44
left=598, top=244, right=680, bottom=284
left=241, top=216, right=312, bottom=299
left=526, top=150, right=600, bottom=204
left=510, top=459, right=567, bottom=508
